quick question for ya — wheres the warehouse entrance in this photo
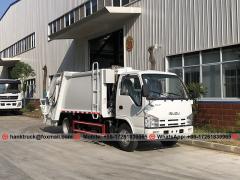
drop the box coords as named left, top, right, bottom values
left=89, top=29, right=124, bottom=69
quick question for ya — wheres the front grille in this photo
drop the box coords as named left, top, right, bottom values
left=168, top=123, right=179, bottom=126
left=0, top=96, right=18, bottom=100
left=168, top=119, right=178, bottom=122
left=149, top=118, right=188, bottom=128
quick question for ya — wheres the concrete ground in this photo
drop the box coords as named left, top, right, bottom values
left=0, top=113, right=240, bottom=180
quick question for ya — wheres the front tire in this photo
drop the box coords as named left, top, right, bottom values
left=62, top=117, right=72, bottom=135
left=118, top=124, right=138, bottom=152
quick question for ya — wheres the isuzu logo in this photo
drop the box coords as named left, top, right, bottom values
left=169, top=112, right=180, bottom=116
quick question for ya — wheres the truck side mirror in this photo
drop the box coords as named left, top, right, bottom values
left=45, top=97, right=50, bottom=105
left=142, top=84, right=150, bottom=98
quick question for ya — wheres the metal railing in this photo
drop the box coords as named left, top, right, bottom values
left=48, top=0, right=138, bottom=37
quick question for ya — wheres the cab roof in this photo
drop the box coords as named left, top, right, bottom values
left=117, top=68, right=177, bottom=76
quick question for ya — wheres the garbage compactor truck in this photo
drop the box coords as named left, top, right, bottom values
left=41, top=63, right=193, bottom=151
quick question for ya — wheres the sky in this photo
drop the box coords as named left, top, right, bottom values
left=0, top=0, right=16, bottom=18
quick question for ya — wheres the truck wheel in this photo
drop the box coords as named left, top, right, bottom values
left=161, top=141, right=178, bottom=147
left=118, top=124, right=138, bottom=152
left=62, top=118, right=72, bottom=135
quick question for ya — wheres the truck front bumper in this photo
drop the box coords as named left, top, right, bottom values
left=145, top=126, right=193, bottom=137
left=0, top=101, right=22, bottom=110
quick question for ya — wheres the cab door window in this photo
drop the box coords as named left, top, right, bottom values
left=120, top=75, right=142, bottom=106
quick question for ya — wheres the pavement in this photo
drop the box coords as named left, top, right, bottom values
left=181, top=139, right=240, bottom=155
left=0, top=113, right=240, bottom=180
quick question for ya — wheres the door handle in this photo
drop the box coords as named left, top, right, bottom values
left=119, top=105, right=123, bottom=110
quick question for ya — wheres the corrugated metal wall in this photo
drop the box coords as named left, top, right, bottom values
left=0, top=0, right=87, bottom=98
left=126, top=0, right=240, bottom=71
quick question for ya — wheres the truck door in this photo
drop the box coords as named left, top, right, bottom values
left=116, top=75, right=144, bottom=134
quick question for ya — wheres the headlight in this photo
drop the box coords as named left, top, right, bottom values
left=187, top=114, right=193, bottom=125
left=145, top=115, right=159, bottom=128
left=17, top=102, right=22, bottom=107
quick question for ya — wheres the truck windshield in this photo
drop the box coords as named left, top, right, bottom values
left=142, top=74, right=188, bottom=100
left=0, top=83, right=21, bottom=94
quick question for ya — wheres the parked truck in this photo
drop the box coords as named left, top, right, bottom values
left=0, top=79, right=22, bottom=112
left=41, top=63, right=193, bottom=151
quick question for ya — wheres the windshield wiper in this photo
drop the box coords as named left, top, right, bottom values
left=147, top=90, right=186, bottom=100
left=148, top=90, right=182, bottom=97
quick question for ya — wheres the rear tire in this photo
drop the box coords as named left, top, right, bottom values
left=118, top=124, right=138, bottom=152
left=62, top=117, right=72, bottom=135
left=161, top=140, right=178, bottom=147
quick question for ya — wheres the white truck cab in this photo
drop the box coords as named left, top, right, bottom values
left=116, top=70, right=193, bottom=136
left=0, top=79, right=22, bottom=111
left=41, top=66, right=193, bottom=151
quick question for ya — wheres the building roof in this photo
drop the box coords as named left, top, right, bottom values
left=0, top=0, right=21, bottom=21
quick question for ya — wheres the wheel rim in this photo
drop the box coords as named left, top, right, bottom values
left=119, top=129, right=131, bottom=147
left=63, top=119, right=70, bottom=134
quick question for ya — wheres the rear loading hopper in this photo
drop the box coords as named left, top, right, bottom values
left=43, top=67, right=116, bottom=125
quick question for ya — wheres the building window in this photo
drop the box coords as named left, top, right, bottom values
left=85, top=2, right=91, bottom=16
left=168, top=45, right=240, bottom=99
left=80, top=5, right=85, bottom=19
left=65, top=15, right=70, bottom=27
left=53, top=22, right=57, bottom=33
left=113, top=0, right=121, bottom=6
left=92, top=0, right=98, bottom=13
left=70, top=11, right=75, bottom=25
left=56, top=19, right=61, bottom=32
left=222, top=45, right=240, bottom=62
left=202, top=49, right=220, bottom=64
left=105, top=0, right=112, bottom=6
left=122, top=0, right=130, bottom=6
left=75, top=7, right=80, bottom=22
left=0, top=33, right=36, bottom=58
left=184, top=67, right=200, bottom=85
left=202, top=65, right=221, bottom=97
left=168, top=55, right=182, bottom=68
left=223, top=62, right=240, bottom=98
left=169, top=69, right=183, bottom=79
left=60, top=17, right=64, bottom=29
left=184, top=53, right=200, bottom=66
left=25, top=79, right=36, bottom=99
left=27, top=36, right=31, bottom=50
left=222, top=45, right=240, bottom=98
